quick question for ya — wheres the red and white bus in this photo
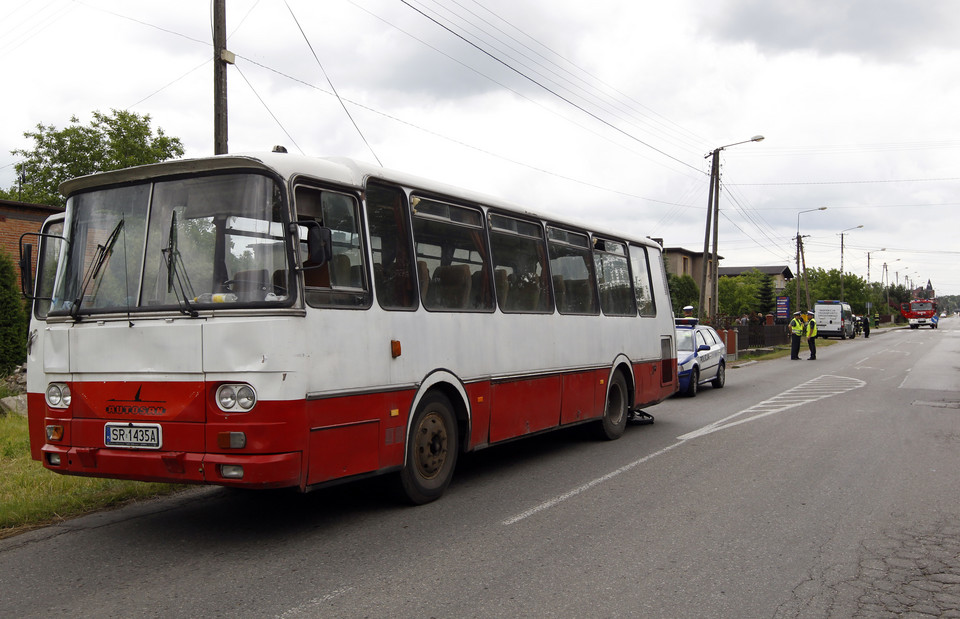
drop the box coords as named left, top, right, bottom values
left=900, top=298, right=939, bottom=329
left=20, top=153, right=677, bottom=503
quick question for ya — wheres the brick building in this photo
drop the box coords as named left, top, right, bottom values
left=0, top=199, right=64, bottom=291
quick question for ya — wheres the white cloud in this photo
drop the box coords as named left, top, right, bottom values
left=2, top=0, right=958, bottom=293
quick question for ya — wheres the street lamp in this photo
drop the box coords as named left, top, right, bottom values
left=838, top=224, right=863, bottom=301
left=698, top=134, right=765, bottom=322
left=795, top=207, right=827, bottom=312
left=866, top=248, right=885, bottom=282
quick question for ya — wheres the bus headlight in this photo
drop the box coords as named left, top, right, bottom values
left=45, top=383, right=71, bottom=409
left=216, top=384, right=257, bottom=412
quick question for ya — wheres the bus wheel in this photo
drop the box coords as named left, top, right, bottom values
left=596, top=372, right=628, bottom=441
left=400, top=392, right=459, bottom=505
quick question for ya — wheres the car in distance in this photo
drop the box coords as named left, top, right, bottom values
left=675, top=319, right=726, bottom=397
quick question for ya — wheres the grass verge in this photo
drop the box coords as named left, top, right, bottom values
left=0, top=413, right=184, bottom=540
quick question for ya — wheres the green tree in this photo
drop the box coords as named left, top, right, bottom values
left=0, top=249, right=28, bottom=374
left=1, top=109, right=184, bottom=207
left=756, top=273, right=775, bottom=315
left=718, top=274, right=759, bottom=317
left=668, top=273, right=699, bottom=314
left=806, top=267, right=870, bottom=312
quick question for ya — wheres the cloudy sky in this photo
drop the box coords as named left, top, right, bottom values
left=3, top=0, right=959, bottom=294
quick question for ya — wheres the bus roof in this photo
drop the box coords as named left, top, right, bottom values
left=59, top=152, right=663, bottom=249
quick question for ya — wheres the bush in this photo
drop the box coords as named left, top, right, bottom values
left=0, top=250, right=28, bottom=375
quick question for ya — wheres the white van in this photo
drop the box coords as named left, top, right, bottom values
left=814, top=300, right=855, bottom=339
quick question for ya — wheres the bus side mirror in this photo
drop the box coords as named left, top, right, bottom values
left=19, top=241, right=34, bottom=297
left=308, top=226, right=333, bottom=266
left=293, top=221, right=333, bottom=267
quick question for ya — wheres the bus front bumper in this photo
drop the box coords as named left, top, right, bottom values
left=40, top=445, right=303, bottom=489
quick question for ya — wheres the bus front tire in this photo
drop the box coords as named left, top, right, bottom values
left=399, top=392, right=459, bottom=505
left=596, top=372, right=628, bottom=441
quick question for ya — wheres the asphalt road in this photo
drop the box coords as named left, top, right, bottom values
left=2, top=318, right=959, bottom=618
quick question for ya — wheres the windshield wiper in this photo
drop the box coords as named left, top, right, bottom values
left=161, top=211, right=199, bottom=317
left=70, top=219, right=124, bottom=319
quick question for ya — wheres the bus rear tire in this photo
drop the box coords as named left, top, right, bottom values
left=399, top=391, right=459, bottom=505
left=596, top=372, right=628, bottom=441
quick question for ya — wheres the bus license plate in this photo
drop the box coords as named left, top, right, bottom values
left=104, top=423, right=162, bottom=449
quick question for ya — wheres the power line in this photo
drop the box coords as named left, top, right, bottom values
left=399, top=0, right=702, bottom=175
left=729, top=177, right=960, bottom=187
left=234, top=64, right=304, bottom=155
left=344, top=0, right=702, bottom=179
left=463, top=0, right=712, bottom=151
left=284, top=1, right=381, bottom=166
left=414, top=0, right=708, bottom=158
left=232, top=52, right=677, bottom=205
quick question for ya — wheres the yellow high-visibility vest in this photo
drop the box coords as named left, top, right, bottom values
left=790, top=317, right=805, bottom=336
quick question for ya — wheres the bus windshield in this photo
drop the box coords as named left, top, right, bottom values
left=50, top=173, right=291, bottom=316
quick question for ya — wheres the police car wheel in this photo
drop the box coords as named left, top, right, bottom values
left=685, top=368, right=699, bottom=397
left=711, top=362, right=725, bottom=389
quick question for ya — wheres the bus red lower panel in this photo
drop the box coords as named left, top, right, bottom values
left=560, top=371, right=599, bottom=425
left=308, top=421, right=381, bottom=484
left=489, top=376, right=562, bottom=443
left=305, top=390, right=414, bottom=486
left=633, top=359, right=677, bottom=407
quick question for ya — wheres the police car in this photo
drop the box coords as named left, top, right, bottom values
left=675, top=318, right=727, bottom=397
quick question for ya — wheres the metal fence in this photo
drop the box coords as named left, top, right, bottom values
left=732, top=324, right=791, bottom=350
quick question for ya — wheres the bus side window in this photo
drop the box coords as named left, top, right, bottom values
left=629, top=244, right=657, bottom=316
left=488, top=213, right=552, bottom=313
left=411, top=197, right=493, bottom=312
left=593, top=238, right=636, bottom=316
left=295, top=186, right=370, bottom=309
left=34, top=220, right=64, bottom=319
left=547, top=227, right=599, bottom=315
left=365, top=182, right=417, bottom=310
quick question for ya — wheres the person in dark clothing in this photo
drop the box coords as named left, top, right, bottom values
left=863, top=314, right=870, bottom=338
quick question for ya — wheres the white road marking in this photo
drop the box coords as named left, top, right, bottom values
left=277, top=587, right=355, bottom=618
left=502, top=375, right=866, bottom=525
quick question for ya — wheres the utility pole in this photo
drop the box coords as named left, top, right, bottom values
left=838, top=225, right=863, bottom=302
left=840, top=232, right=846, bottom=302
left=697, top=136, right=764, bottom=322
left=698, top=150, right=718, bottom=323
left=800, top=237, right=812, bottom=309
left=709, top=150, right=721, bottom=322
left=795, top=233, right=802, bottom=313
left=213, top=0, right=233, bottom=155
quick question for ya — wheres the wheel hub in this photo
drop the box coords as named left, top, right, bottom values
left=415, top=411, right=448, bottom=479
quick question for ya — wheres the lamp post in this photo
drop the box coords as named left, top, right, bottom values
left=883, top=262, right=890, bottom=311
left=698, top=134, right=765, bottom=322
left=866, top=248, right=885, bottom=282
left=795, top=207, right=827, bottom=312
left=838, top=224, right=863, bottom=301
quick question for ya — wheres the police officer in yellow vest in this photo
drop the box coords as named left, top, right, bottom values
left=790, top=311, right=805, bottom=360
left=805, top=310, right=818, bottom=360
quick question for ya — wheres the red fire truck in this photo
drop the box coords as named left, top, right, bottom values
left=900, top=299, right=939, bottom=329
